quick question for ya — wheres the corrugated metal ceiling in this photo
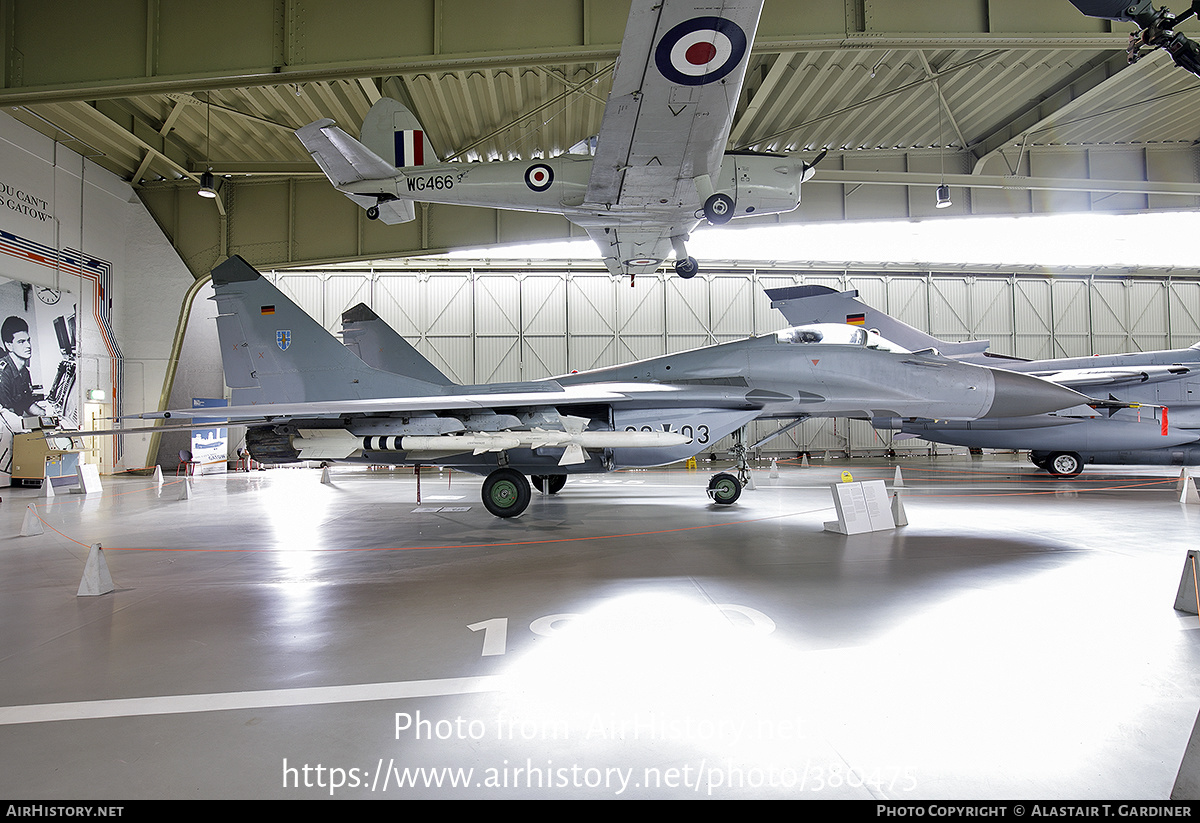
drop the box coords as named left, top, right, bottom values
left=4, top=11, right=1199, bottom=197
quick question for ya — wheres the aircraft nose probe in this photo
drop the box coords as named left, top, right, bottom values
left=983, top=369, right=1093, bottom=418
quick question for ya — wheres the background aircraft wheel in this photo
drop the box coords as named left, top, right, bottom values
left=366, top=205, right=380, bottom=220
left=707, top=472, right=741, bottom=504
left=703, top=193, right=734, bottom=224
left=482, top=468, right=531, bottom=517
left=531, top=474, right=567, bottom=494
left=674, top=257, right=699, bottom=279
left=1046, top=451, right=1083, bottom=477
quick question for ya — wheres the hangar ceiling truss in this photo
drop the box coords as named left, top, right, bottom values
left=2, top=0, right=1199, bottom=276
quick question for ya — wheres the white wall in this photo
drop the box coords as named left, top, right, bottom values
left=0, top=112, right=195, bottom=472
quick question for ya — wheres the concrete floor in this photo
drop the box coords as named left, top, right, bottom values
left=0, top=455, right=1197, bottom=800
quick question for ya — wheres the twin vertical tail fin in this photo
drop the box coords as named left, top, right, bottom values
left=341, top=303, right=453, bottom=386
left=209, top=255, right=450, bottom=406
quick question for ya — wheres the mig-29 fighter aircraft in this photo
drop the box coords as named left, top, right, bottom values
left=295, top=0, right=825, bottom=283
left=128, top=256, right=1090, bottom=518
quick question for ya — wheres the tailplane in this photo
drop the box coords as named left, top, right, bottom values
left=295, top=99, right=432, bottom=224
left=210, top=256, right=450, bottom=405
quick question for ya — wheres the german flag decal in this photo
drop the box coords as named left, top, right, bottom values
left=846, top=313, right=865, bottom=325
left=261, top=305, right=276, bottom=315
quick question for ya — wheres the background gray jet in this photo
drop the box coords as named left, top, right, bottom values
left=768, top=284, right=1200, bottom=476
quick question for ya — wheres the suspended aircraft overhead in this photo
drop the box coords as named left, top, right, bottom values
left=295, top=0, right=825, bottom=283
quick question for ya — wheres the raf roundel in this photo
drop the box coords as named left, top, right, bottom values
left=654, top=16, right=748, bottom=87
left=524, top=163, right=554, bottom=192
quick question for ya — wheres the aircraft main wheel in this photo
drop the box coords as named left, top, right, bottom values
left=674, top=257, right=699, bottom=279
left=366, top=205, right=380, bottom=220
left=531, top=474, right=567, bottom=494
left=1046, top=451, right=1083, bottom=477
left=703, top=193, right=734, bottom=225
left=707, top=472, right=741, bottom=505
left=482, top=468, right=531, bottom=517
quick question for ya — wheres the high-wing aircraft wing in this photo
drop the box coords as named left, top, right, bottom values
left=584, top=0, right=765, bottom=277
left=585, top=0, right=763, bottom=208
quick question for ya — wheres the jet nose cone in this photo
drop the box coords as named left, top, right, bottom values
left=984, top=369, right=1090, bottom=418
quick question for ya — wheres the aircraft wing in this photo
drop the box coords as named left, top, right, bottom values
left=585, top=225, right=674, bottom=278
left=129, top=381, right=709, bottom=424
left=1028, top=365, right=1193, bottom=388
left=585, top=0, right=765, bottom=210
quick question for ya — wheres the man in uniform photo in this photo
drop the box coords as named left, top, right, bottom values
left=0, top=315, right=47, bottom=431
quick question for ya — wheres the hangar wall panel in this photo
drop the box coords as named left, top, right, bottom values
left=256, top=265, right=1200, bottom=456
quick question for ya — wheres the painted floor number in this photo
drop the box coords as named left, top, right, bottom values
left=468, top=604, right=775, bottom=657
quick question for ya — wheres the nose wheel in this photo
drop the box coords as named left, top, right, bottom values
left=707, top=472, right=742, bottom=504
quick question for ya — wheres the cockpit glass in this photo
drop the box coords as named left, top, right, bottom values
left=773, top=323, right=908, bottom=352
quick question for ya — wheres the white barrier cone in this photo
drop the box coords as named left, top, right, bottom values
left=891, top=491, right=909, bottom=526
left=179, top=479, right=191, bottom=500
left=1182, top=476, right=1200, bottom=505
left=801, top=454, right=810, bottom=468
left=894, top=466, right=905, bottom=487
left=321, top=466, right=334, bottom=485
left=42, top=470, right=54, bottom=498
left=152, top=465, right=164, bottom=490
left=77, top=543, right=114, bottom=597
left=20, top=504, right=43, bottom=536
left=769, top=458, right=779, bottom=478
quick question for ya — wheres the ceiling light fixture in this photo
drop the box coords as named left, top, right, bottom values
left=198, top=91, right=216, bottom=200
left=198, top=170, right=217, bottom=199
left=934, top=80, right=952, bottom=210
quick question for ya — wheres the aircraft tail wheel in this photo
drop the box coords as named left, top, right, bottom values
left=482, top=468, right=531, bottom=517
left=531, top=474, right=567, bottom=494
left=703, top=193, right=734, bottom=225
left=366, top=205, right=380, bottom=220
left=674, top=257, right=699, bottom=279
left=1046, top=451, right=1083, bottom=477
left=706, top=472, right=742, bottom=504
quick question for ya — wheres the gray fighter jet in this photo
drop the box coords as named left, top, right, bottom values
left=131, top=257, right=1087, bottom=517
left=768, top=284, right=1200, bottom=476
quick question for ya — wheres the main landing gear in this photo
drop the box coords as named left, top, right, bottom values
left=478, top=466, right=745, bottom=518
left=531, top=474, right=567, bottom=494
left=702, top=193, right=734, bottom=224
left=481, top=470, right=567, bottom=518
left=674, top=257, right=698, bottom=279
left=482, top=468, right=531, bottom=518
left=1030, top=450, right=1084, bottom=477
left=670, top=234, right=699, bottom=280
